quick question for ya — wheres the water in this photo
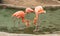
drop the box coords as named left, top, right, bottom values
left=0, top=7, right=60, bottom=34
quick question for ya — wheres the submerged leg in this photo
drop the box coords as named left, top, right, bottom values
left=33, top=24, right=39, bottom=32
left=22, top=17, right=25, bottom=23
left=33, top=17, right=37, bottom=25
left=22, top=17, right=30, bottom=27
left=33, top=16, right=40, bottom=32
left=25, top=20, right=30, bottom=27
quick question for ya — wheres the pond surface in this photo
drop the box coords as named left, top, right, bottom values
left=0, top=7, right=60, bottom=34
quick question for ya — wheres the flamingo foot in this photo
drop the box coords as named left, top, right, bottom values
left=33, top=25, right=40, bottom=32
left=33, top=28, right=40, bottom=32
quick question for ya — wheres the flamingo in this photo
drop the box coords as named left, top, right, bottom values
left=33, top=6, right=46, bottom=32
left=25, top=7, right=34, bottom=27
left=34, top=6, right=46, bottom=25
left=12, top=11, right=26, bottom=27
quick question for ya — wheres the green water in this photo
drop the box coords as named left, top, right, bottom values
left=0, top=7, right=60, bottom=34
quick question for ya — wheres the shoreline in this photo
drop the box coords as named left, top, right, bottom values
left=0, top=32, right=59, bottom=36
left=0, top=4, right=60, bottom=9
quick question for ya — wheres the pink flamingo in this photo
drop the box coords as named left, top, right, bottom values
left=33, top=6, right=46, bottom=31
left=34, top=6, right=46, bottom=25
left=25, top=7, right=34, bottom=27
left=12, top=11, right=26, bottom=27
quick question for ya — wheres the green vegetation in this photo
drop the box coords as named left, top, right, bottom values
left=0, top=7, right=60, bottom=34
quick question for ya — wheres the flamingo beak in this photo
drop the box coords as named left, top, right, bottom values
left=44, top=11, right=46, bottom=14
left=38, top=9, right=46, bottom=14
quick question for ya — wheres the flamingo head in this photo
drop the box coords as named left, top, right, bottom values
left=25, top=7, right=34, bottom=13
left=35, top=6, right=46, bottom=14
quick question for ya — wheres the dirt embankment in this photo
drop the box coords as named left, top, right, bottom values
left=2, top=0, right=60, bottom=7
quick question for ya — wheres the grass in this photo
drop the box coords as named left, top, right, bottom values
left=0, top=7, right=60, bottom=34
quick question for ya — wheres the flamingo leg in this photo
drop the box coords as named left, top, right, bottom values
left=21, top=17, right=30, bottom=27
left=25, top=20, right=30, bottom=27
left=25, top=14, right=30, bottom=27
left=33, top=25, right=39, bottom=32
left=33, top=20, right=40, bottom=32
left=33, top=14, right=40, bottom=32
